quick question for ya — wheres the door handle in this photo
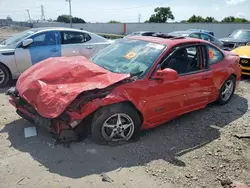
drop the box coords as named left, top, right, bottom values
left=86, top=46, right=93, bottom=49
left=202, top=76, right=208, bottom=80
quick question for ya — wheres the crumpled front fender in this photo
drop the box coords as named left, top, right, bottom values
left=67, top=89, right=140, bottom=123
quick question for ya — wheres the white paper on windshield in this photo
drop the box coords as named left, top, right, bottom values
left=146, top=43, right=164, bottom=50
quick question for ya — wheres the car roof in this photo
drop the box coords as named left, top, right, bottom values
left=234, top=29, right=250, bottom=32
left=29, top=27, right=91, bottom=33
left=128, top=36, right=209, bottom=47
left=169, top=30, right=215, bottom=37
left=188, top=29, right=212, bottom=32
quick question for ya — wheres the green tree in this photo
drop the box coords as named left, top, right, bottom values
left=221, top=16, right=235, bottom=23
left=146, top=7, right=175, bottom=23
left=235, top=18, right=249, bottom=22
left=221, top=16, right=249, bottom=22
left=204, top=16, right=218, bottom=23
left=72, top=17, right=86, bottom=23
left=57, top=15, right=86, bottom=23
left=108, top=20, right=121, bottom=23
left=187, top=15, right=204, bottom=23
left=57, top=15, right=71, bottom=23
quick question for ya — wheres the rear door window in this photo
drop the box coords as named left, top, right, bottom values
left=62, top=31, right=91, bottom=44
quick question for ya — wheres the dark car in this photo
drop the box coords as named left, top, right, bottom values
left=125, top=31, right=157, bottom=38
left=168, top=30, right=223, bottom=48
left=220, top=29, right=250, bottom=50
left=187, top=29, right=214, bottom=36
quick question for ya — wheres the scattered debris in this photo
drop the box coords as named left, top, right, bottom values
left=219, top=178, right=233, bottom=187
left=101, top=173, right=113, bottom=183
left=234, top=133, right=250, bottom=139
left=117, top=167, right=123, bottom=172
left=24, top=127, right=37, bottom=138
left=16, top=177, right=25, bottom=184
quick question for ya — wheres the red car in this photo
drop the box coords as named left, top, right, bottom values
left=6, top=35, right=241, bottom=145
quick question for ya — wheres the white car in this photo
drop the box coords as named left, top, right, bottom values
left=0, top=27, right=113, bottom=87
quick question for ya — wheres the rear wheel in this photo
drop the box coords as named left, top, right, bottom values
left=217, top=75, right=236, bottom=105
left=91, top=103, right=142, bottom=145
left=0, top=64, right=10, bottom=87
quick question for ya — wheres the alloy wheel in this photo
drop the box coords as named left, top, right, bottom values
left=101, top=113, right=135, bottom=142
left=221, top=79, right=234, bottom=101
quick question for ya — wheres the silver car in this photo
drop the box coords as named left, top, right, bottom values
left=0, top=27, right=113, bottom=87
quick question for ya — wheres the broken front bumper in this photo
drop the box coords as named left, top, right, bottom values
left=6, top=87, right=58, bottom=132
left=6, top=87, right=82, bottom=142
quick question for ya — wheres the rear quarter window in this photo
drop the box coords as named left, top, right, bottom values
left=207, top=45, right=224, bottom=65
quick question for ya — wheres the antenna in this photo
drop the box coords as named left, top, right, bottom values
left=41, top=5, right=45, bottom=20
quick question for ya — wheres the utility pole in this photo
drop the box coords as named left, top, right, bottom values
left=66, top=0, right=72, bottom=28
left=41, top=5, right=45, bottom=20
left=26, top=9, right=31, bottom=23
left=138, top=14, right=141, bottom=23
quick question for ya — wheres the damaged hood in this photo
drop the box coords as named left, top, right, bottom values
left=16, top=56, right=130, bottom=118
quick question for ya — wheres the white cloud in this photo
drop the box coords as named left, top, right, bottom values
left=236, top=12, right=245, bottom=18
left=225, top=0, right=246, bottom=5
left=213, top=4, right=220, bottom=11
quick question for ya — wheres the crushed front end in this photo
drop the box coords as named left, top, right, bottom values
left=6, top=87, right=80, bottom=142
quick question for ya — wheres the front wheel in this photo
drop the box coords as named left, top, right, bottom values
left=0, top=64, right=10, bottom=88
left=217, top=75, right=236, bottom=105
left=91, top=103, right=142, bottom=145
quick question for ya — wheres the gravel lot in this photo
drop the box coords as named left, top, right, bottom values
left=0, top=78, right=250, bottom=188
left=0, top=27, right=250, bottom=188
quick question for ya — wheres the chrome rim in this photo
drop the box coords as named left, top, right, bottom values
left=0, top=68, right=5, bottom=85
left=221, top=80, right=234, bottom=101
left=102, top=113, right=134, bottom=142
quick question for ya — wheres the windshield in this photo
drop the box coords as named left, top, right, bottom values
left=229, top=30, right=250, bottom=40
left=90, top=39, right=165, bottom=76
left=0, top=30, right=35, bottom=46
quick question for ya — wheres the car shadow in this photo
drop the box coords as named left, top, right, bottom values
left=241, top=75, right=250, bottom=83
left=0, top=79, right=17, bottom=94
left=1, top=94, right=248, bottom=179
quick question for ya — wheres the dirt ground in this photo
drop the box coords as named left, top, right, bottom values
left=0, top=28, right=250, bottom=188
left=0, top=26, right=29, bottom=41
left=0, top=81, right=249, bottom=188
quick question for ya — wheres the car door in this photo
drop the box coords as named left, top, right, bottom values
left=144, top=45, right=214, bottom=125
left=15, top=30, right=61, bottom=73
left=61, top=31, right=107, bottom=59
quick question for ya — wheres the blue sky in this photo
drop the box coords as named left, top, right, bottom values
left=0, top=0, right=249, bottom=22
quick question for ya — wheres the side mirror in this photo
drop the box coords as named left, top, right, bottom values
left=152, top=68, right=178, bottom=80
left=22, top=38, right=33, bottom=47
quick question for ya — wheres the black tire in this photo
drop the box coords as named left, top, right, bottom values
left=91, top=103, right=142, bottom=145
left=217, top=75, right=236, bottom=105
left=0, top=64, right=10, bottom=88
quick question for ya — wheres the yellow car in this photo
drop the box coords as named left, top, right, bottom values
left=232, top=45, right=250, bottom=75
